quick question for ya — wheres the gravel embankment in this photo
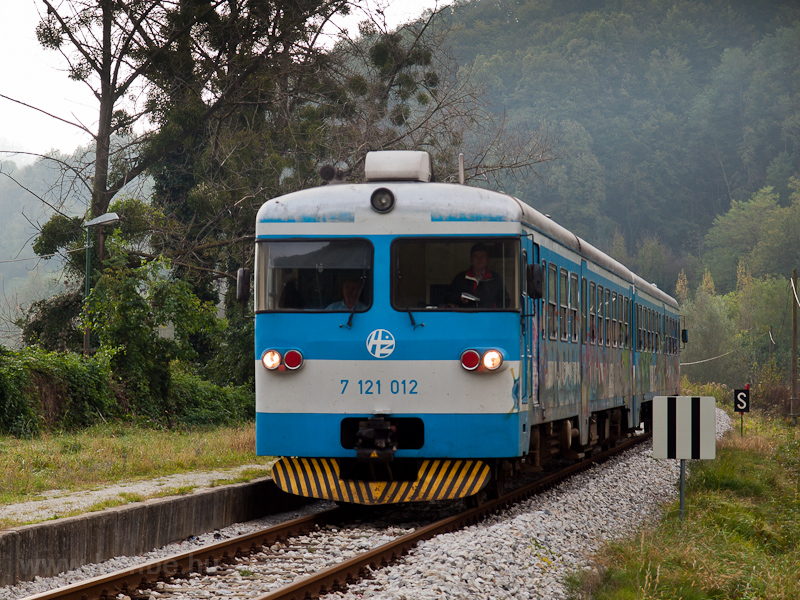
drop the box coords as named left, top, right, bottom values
left=0, top=410, right=731, bottom=600
left=336, top=408, right=731, bottom=600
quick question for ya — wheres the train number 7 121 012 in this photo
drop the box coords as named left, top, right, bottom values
left=340, top=379, right=419, bottom=395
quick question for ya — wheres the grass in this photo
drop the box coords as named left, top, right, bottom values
left=568, top=412, right=800, bottom=600
left=0, top=422, right=274, bottom=507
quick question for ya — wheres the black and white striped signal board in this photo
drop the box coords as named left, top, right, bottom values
left=652, top=396, right=716, bottom=460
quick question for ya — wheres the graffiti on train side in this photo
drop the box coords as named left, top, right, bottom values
left=538, top=338, right=680, bottom=404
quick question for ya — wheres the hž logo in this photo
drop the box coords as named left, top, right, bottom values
left=366, top=329, right=395, bottom=358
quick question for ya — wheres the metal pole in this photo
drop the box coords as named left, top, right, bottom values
left=83, top=226, right=92, bottom=354
left=679, top=459, right=686, bottom=523
left=793, top=269, right=798, bottom=421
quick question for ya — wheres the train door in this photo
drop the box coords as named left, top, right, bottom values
left=579, top=261, right=590, bottom=445
left=519, top=234, right=537, bottom=454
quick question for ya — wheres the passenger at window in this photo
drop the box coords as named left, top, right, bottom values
left=327, top=278, right=366, bottom=311
left=447, top=243, right=510, bottom=308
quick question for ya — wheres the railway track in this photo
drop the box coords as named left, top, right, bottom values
left=21, top=433, right=649, bottom=600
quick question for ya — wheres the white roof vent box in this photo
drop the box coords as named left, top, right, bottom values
left=364, top=150, right=432, bottom=182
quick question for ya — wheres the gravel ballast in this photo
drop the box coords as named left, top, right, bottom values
left=1, top=409, right=732, bottom=600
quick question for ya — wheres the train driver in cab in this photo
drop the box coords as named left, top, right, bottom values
left=447, top=243, right=510, bottom=309
left=327, top=277, right=367, bottom=311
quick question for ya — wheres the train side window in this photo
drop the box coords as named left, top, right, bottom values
left=673, top=318, right=677, bottom=354
left=605, top=288, right=611, bottom=347
left=650, top=310, right=658, bottom=353
left=589, top=282, right=596, bottom=344
left=597, top=285, right=604, bottom=345
left=648, top=310, right=653, bottom=352
left=666, top=317, right=671, bottom=354
left=623, top=297, right=630, bottom=348
left=570, top=273, right=579, bottom=342
left=636, top=304, right=642, bottom=351
left=643, top=308, right=648, bottom=352
left=560, top=268, right=569, bottom=341
left=541, top=261, right=547, bottom=339
left=581, top=277, right=588, bottom=343
left=611, top=292, right=618, bottom=348
left=652, top=311, right=657, bottom=352
left=548, top=263, right=558, bottom=340
left=656, top=313, right=661, bottom=353
left=653, top=312, right=658, bottom=353
left=675, top=318, right=679, bottom=354
left=664, top=317, right=672, bottom=354
left=539, top=260, right=549, bottom=340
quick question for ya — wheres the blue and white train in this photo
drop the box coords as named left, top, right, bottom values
left=248, top=150, right=682, bottom=505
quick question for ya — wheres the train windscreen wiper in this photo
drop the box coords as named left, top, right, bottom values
left=341, top=253, right=369, bottom=329
left=341, top=273, right=367, bottom=329
left=397, top=269, right=423, bottom=330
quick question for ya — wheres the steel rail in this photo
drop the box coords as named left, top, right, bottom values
left=254, top=432, right=651, bottom=600
left=21, top=432, right=650, bottom=600
left=20, top=507, right=345, bottom=600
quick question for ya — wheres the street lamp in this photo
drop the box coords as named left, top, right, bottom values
left=84, top=212, right=119, bottom=353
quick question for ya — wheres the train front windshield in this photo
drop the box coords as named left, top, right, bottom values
left=256, top=239, right=373, bottom=311
left=392, top=238, right=520, bottom=310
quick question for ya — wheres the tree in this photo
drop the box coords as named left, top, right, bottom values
left=140, top=6, right=559, bottom=305
left=680, top=282, right=743, bottom=387
left=729, top=269, right=792, bottom=381
left=675, top=269, right=689, bottom=304
left=748, top=178, right=800, bottom=278
left=33, top=0, right=350, bottom=268
left=704, top=179, right=800, bottom=292
left=85, top=243, right=223, bottom=415
left=703, top=186, right=781, bottom=293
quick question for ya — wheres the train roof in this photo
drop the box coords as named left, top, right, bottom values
left=256, top=151, right=678, bottom=310
left=512, top=200, right=678, bottom=309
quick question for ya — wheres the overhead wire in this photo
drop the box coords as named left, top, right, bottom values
left=0, top=245, right=85, bottom=264
left=680, top=350, right=738, bottom=366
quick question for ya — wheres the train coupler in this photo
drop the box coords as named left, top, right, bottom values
left=355, top=417, right=397, bottom=462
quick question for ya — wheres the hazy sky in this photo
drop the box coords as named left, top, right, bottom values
left=0, top=0, right=449, bottom=166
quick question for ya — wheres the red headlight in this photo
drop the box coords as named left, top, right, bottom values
left=460, top=349, right=481, bottom=371
left=284, top=349, right=304, bottom=370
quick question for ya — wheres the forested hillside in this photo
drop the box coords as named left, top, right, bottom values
left=442, top=0, right=800, bottom=293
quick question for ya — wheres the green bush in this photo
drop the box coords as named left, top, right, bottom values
left=168, top=366, right=254, bottom=425
left=0, top=347, right=116, bottom=435
left=0, top=347, right=255, bottom=436
left=681, top=376, right=732, bottom=408
left=86, top=250, right=225, bottom=416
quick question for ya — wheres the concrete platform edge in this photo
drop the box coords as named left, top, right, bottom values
left=0, top=478, right=304, bottom=587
